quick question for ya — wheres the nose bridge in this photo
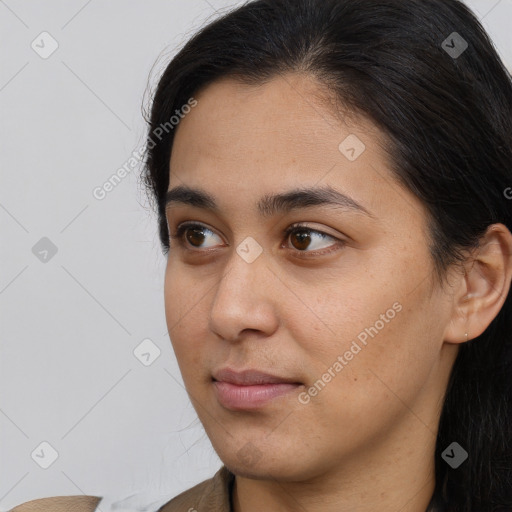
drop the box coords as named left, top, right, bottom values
left=208, top=238, right=277, bottom=340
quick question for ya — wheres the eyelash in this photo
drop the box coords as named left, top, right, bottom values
left=169, top=222, right=345, bottom=258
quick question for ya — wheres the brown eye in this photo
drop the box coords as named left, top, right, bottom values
left=283, top=224, right=345, bottom=257
left=185, top=226, right=206, bottom=247
left=170, top=223, right=223, bottom=250
left=169, top=221, right=345, bottom=257
left=289, top=229, right=313, bottom=250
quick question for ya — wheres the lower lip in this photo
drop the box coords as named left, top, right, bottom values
left=213, top=380, right=301, bottom=410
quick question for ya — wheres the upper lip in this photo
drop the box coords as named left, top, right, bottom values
left=212, top=367, right=301, bottom=386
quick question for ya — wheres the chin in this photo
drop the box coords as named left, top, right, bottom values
left=219, top=445, right=315, bottom=481
left=223, top=458, right=288, bottom=480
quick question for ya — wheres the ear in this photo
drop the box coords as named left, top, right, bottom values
left=444, top=223, right=512, bottom=344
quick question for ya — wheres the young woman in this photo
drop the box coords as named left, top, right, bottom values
left=13, top=0, right=512, bottom=510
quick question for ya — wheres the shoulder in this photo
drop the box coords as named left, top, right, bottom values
left=10, top=495, right=102, bottom=512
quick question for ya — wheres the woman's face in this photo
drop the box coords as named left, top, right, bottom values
left=164, top=73, right=459, bottom=480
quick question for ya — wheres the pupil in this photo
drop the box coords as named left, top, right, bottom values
left=187, top=228, right=205, bottom=246
left=293, top=230, right=310, bottom=250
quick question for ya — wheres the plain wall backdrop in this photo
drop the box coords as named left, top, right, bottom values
left=1, top=0, right=511, bottom=510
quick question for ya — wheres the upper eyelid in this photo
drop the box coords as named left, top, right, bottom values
left=284, top=223, right=340, bottom=241
left=173, top=221, right=221, bottom=238
left=171, top=221, right=341, bottom=244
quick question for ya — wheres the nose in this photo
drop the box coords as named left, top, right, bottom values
left=208, top=243, right=280, bottom=343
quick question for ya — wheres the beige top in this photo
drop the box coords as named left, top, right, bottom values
left=12, top=466, right=445, bottom=511
left=9, top=468, right=234, bottom=512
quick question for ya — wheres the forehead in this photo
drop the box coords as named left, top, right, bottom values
left=172, top=73, right=384, bottom=164
left=168, top=73, right=427, bottom=227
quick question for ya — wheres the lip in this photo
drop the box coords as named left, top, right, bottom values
left=212, top=367, right=301, bottom=385
left=212, top=368, right=303, bottom=410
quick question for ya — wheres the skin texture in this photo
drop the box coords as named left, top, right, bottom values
left=164, top=73, right=512, bottom=512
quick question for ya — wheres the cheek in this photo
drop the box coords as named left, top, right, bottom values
left=164, top=259, right=209, bottom=327
left=296, top=260, right=439, bottom=415
left=164, top=262, right=209, bottom=376
left=294, top=319, right=430, bottom=456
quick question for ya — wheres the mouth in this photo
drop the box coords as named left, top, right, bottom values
left=212, top=367, right=303, bottom=410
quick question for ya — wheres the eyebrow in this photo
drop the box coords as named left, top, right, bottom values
left=165, top=184, right=375, bottom=219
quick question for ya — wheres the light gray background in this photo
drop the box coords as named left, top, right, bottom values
left=1, top=1, right=511, bottom=510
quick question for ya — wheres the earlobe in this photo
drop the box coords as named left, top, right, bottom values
left=443, top=223, right=512, bottom=345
